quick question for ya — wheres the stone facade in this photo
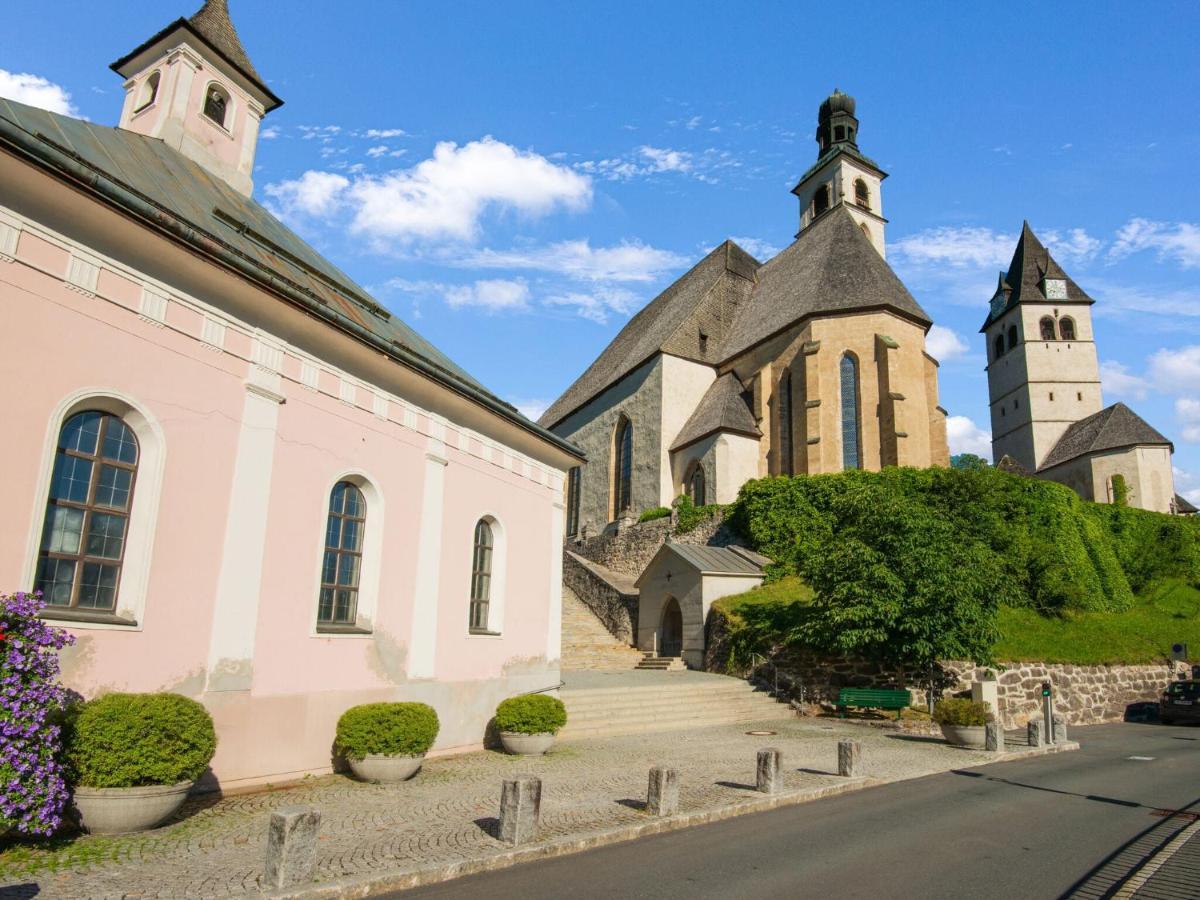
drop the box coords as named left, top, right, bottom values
left=1040, top=445, right=1176, bottom=514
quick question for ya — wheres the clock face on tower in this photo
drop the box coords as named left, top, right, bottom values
left=1044, top=279, right=1067, bottom=300
left=990, top=290, right=1007, bottom=318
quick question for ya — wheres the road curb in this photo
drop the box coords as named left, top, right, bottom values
left=272, top=740, right=1080, bottom=898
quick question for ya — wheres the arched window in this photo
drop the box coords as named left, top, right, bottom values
left=993, top=334, right=1005, bottom=360
left=1059, top=317, right=1076, bottom=340
left=687, top=462, right=706, bottom=506
left=813, top=184, right=831, bottom=218
left=469, top=519, right=494, bottom=632
left=1007, top=325, right=1018, bottom=349
left=203, top=84, right=229, bottom=128
left=318, top=481, right=366, bottom=626
left=1040, top=317, right=1056, bottom=341
left=834, top=125, right=845, bottom=141
left=840, top=354, right=862, bottom=470
left=135, top=71, right=160, bottom=113
left=565, top=466, right=581, bottom=537
left=778, top=368, right=793, bottom=475
left=36, top=411, right=138, bottom=611
left=854, top=178, right=870, bottom=209
left=613, top=417, right=633, bottom=518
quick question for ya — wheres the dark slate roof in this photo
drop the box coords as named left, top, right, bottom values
left=720, top=206, right=931, bottom=360
left=981, top=222, right=1094, bottom=330
left=635, top=543, right=767, bottom=585
left=1176, top=494, right=1198, bottom=515
left=1039, top=403, right=1173, bottom=472
left=794, top=142, right=885, bottom=188
left=670, top=373, right=761, bottom=451
left=0, top=97, right=579, bottom=458
left=539, top=241, right=759, bottom=428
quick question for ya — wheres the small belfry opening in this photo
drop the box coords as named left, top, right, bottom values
left=814, top=184, right=831, bottom=218
left=134, top=71, right=159, bottom=113
left=203, top=84, right=230, bottom=128
left=854, top=178, right=870, bottom=209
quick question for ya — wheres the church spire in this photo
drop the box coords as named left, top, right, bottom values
left=188, top=0, right=267, bottom=88
left=816, top=89, right=859, bottom=155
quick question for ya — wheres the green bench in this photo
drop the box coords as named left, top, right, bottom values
left=836, top=688, right=912, bottom=719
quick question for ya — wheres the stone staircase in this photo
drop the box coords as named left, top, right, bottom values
left=635, top=652, right=686, bottom=672
left=560, top=585, right=645, bottom=671
left=559, top=676, right=793, bottom=740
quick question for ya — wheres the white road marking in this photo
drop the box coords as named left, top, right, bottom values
left=1127, top=756, right=1156, bottom=761
left=1114, top=817, right=1200, bottom=898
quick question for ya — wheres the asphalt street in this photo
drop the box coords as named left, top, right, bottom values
left=397, top=721, right=1200, bottom=900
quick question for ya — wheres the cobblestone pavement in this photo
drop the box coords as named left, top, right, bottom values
left=0, top=717, right=1040, bottom=899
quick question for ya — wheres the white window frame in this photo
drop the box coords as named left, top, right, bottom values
left=467, top=513, right=507, bottom=638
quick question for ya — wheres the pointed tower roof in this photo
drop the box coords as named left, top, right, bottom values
left=982, top=221, right=1092, bottom=329
left=670, top=373, right=761, bottom=452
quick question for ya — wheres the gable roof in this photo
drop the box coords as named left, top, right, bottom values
left=634, top=542, right=767, bottom=586
left=670, top=373, right=760, bottom=452
left=982, top=222, right=1093, bottom=330
left=539, top=240, right=759, bottom=428
left=1039, top=403, right=1173, bottom=472
left=1176, top=494, right=1198, bottom=515
left=0, top=97, right=580, bottom=459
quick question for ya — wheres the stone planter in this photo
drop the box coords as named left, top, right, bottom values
left=347, top=754, right=424, bottom=783
left=499, top=732, right=556, bottom=755
left=939, top=723, right=986, bottom=749
left=73, top=781, right=193, bottom=834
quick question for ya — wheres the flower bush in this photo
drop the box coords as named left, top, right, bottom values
left=1, top=591, right=75, bottom=836
left=335, top=702, right=440, bottom=760
left=932, top=698, right=991, bottom=727
left=494, top=694, right=567, bottom=735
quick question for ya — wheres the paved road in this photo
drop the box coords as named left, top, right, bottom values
left=398, top=722, right=1200, bottom=900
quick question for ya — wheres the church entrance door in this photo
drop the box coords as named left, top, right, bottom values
left=659, top=597, right=683, bottom=658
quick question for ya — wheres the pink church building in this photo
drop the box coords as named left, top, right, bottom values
left=0, top=2, right=581, bottom=790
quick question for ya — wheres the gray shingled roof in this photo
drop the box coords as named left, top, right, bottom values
left=670, top=373, right=760, bottom=452
left=635, top=543, right=767, bottom=586
left=1176, top=493, right=1198, bottom=515
left=1039, top=403, right=1173, bottom=472
left=982, top=222, right=1093, bottom=330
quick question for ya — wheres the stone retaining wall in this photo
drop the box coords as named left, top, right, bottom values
left=562, top=551, right=638, bottom=644
left=567, top=511, right=731, bottom=577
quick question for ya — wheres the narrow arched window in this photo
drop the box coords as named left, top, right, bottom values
left=135, top=71, right=160, bottom=113
left=834, top=125, right=845, bottom=141
left=813, top=184, right=831, bottom=218
left=993, top=334, right=1005, bottom=359
left=469, top=519, right=494, bottom=632
left=36, top=411, right=138, bottom=611
left=566, top=466, right=581, bottom=537
left=1040, top=317, right=1056, bottom=341
left=203, top=84, right=229, bottom=128
left=840, top=354, right=862, bottom=470
left=1059, top=317, right=1076, bottom=340
left=854, top=179, right=870, bottom=209
left=318, top=481, right=365, bottom=626
left=613, top=417, right=633, bottom=517
left=778, top=368, right=793, bottom=475
left=687, top=462, right=706, bottom=506
left=1007, top=325, right=1018, bottom=349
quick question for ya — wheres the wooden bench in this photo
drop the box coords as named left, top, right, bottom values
left=835, top=688, right=912, bottom=720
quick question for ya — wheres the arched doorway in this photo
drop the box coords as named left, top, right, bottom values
left=659, top=597, right=683, bottom=658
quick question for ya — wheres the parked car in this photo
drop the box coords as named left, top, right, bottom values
left=1160, top=680, right=1200, bottom=725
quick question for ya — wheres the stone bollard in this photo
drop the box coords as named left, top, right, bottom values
left=264, top=805, right=321, bottom=890
left=499, top=776, right=541, bottom=845
left=985, top=721, right=1005, bottom=752
left=837, top=739, right=862, bottom=777
left=1027, top=718, right=1045, bottom=748
left=1052, top=714, right=1068, bottom=744
left=646, top=766, right=680, bottom=816
left=756, top=748, right=782, bottom=794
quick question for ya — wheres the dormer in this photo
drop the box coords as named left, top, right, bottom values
left=110, top=1, right=282, bottom=197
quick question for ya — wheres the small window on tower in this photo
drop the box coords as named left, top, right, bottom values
left=1049, top=392, right=1055, bottom=401
left=854, top=179, right=870, bottom=209
left=698, top=331, right=708, bottom=355
left=1007, top=325, right=1018, bottom=349
left=1077, top=392, right=1082, bottom=401
left=1040, top=317, right=1056, bottom=341
left=993, top=335, right=1005, bottom=360
left=813, top=184, right=831, bottom=218
left=203, top=84, right=230, bottom=128
left=135, top=71, right=160, bottom=113
left=834, top=125, right=845, bottom=141
left=1059, top=317, right=1076, bottom=340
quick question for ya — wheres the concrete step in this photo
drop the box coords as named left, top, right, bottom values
left=563, top=702, right=789, bottom=727
left=561, top=708, right=794, bottom=739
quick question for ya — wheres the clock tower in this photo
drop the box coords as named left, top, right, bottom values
left=982, top=223, right=1101, bottom=470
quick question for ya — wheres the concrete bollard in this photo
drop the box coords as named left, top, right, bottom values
left=646, top=766, right=680, bottom=816
left=756, top=748, right=782, bottom=795
left=499, top=776, right=541, bottom=845
left=1027, top=718, right=1045, bottom=748
left=1052, top=714, right=1068, bottom=744
left=264, top=805, right=321, bottom=890
left=837, top=739, right=862, bottom=777
left=985, top=721, right=1005, bottom=752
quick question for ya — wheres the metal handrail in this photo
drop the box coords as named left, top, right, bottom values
left=524, top=681, right=566, bottom=696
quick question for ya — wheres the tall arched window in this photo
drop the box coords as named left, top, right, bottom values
left=778, top=368, right=794, bottom=475
left=613, top=417, right=633, bottom=518
left=565, top=466, right=581, bottom=537
left=1007, top=324, right=1018, bottom=350
left=135, top=71, right=160, bottom=113
left=1040, top=317, right=1056, bottom=341
left=687, top=462, right=706, bottom=506
left=469, top=519, right=494, bottom=632
left=854, top=178, right=870, bottom=209
left=813, top=184, right=831, bottom=218
left=840, top=354, right=862, bottom=470
left=1059, top=317, right=1076, bottom=340
left=203, top=84, right=229, bottom=128
left=993, top=334, right=1005, bottom=360
left=36, top=411, right=139, bottom=611
left=318, top=481, right=366, bottom=626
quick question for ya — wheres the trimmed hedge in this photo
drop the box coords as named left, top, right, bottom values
left=64, top=693, right=217, bottom=788
left=494, top=694, right=567, bottom=735
left=335, top=702, right=439, bottom=760
left=933, top=698, right=991, bottom=727
left=638, top=506, right=671, bottom=523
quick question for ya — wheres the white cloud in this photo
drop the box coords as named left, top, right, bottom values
left=442, top=278, right=530, bottom=312
left=1175, top=466, right=1200, bottom=504
left=1176, top=397, right=1200, bottom=443
left=1099, top=360, right=1150, bottom=400
left=639, top=146, right=692, bottom=173
left=946, top=415, right=992, bottom=458
left=0, top=69, right=78, bottom=116
left=728, top=236, right=782, bottom=261
left=509, top=398, right=550, bottom=421
left=890, top=226, right=1013, bottom=269
left=926, top=324, right=969, bottom=362
left=1041, top=228, right=1102, bottom=265
left=1108, top=218, right=1200, bottom=269
left=263, top=170, right=349, bottom=218
left=365, top=145, right=390, bottom=159
left=576, top=146, right=738, bottom=184
left=1149, top=345, right=1200, bottom=387
left=545, top=286, right=640, bottom=324
left=1093, top=285, right=1200, bottom=321
left=259, top=126, right=281, bottom=140
left=684, top=115, right=702, bottom=130
left=365, top=128, right=406, bottom=139
left=461, top=239, right=685, bottom=283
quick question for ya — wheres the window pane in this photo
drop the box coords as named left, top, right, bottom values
left=101, top=419, right=138, bottom=464
left=336, top=553, right=360, bottom=588
left=329, top=482, right=346, bottom=515
left=335, top=589, right=356, bottom=623
left=341, top=518, right=362, bottom=551
left=85, top=512, right=127, bottom=560
left=342, top=485, right=364, bottom=519
left=36, top=558, right=75, bottom=606
left=324, top=515, right=341, bottom=550
left=321, top=550, right=338, bottom=584
left=42, top=505, right=84, bottom=555
left=60, top=411, right=101, bottom=454
left=840, top=355, right=861, bottom=470
left=318, top=587, right=334, bottom=622
left=94, top=465, right=132, bottom=509
left=50, top=454, right=94, bottom=503
left=77, top=563, right=118, bottom=610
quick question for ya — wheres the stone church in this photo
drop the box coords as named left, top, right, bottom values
left=541, top=91, right=950, bottom=537
left=983, top=225, right=1183, bottom=514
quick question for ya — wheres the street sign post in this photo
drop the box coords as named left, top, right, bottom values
left=1041, top=681, right=1053, bottom=742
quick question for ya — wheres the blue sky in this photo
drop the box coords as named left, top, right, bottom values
left=4, top=1, right=1200, bottom=501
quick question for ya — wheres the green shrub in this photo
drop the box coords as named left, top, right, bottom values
left=335, top=702, right=439, bottom=760
left=673, top=493, right=723, bottom=534
left=1111, top=474, right=1128, bottom=507
left=494, top=694, right=567, bottom=735
left=64, top=693, right=217, bottom=788
left=638, top=506, right=671, bottom=523
left=932, top=698, right=991, bottom=727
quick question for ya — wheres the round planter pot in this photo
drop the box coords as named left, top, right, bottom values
left=939, top=723, right=986, bottom=749
left=73, top=781, right=193, bottom=835
left=347, top=754, right=424, bottom=783
left=499, top=732, right=556, bottom=755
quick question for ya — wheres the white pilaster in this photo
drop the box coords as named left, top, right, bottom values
left=408, top=437, right=448, bottom=679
